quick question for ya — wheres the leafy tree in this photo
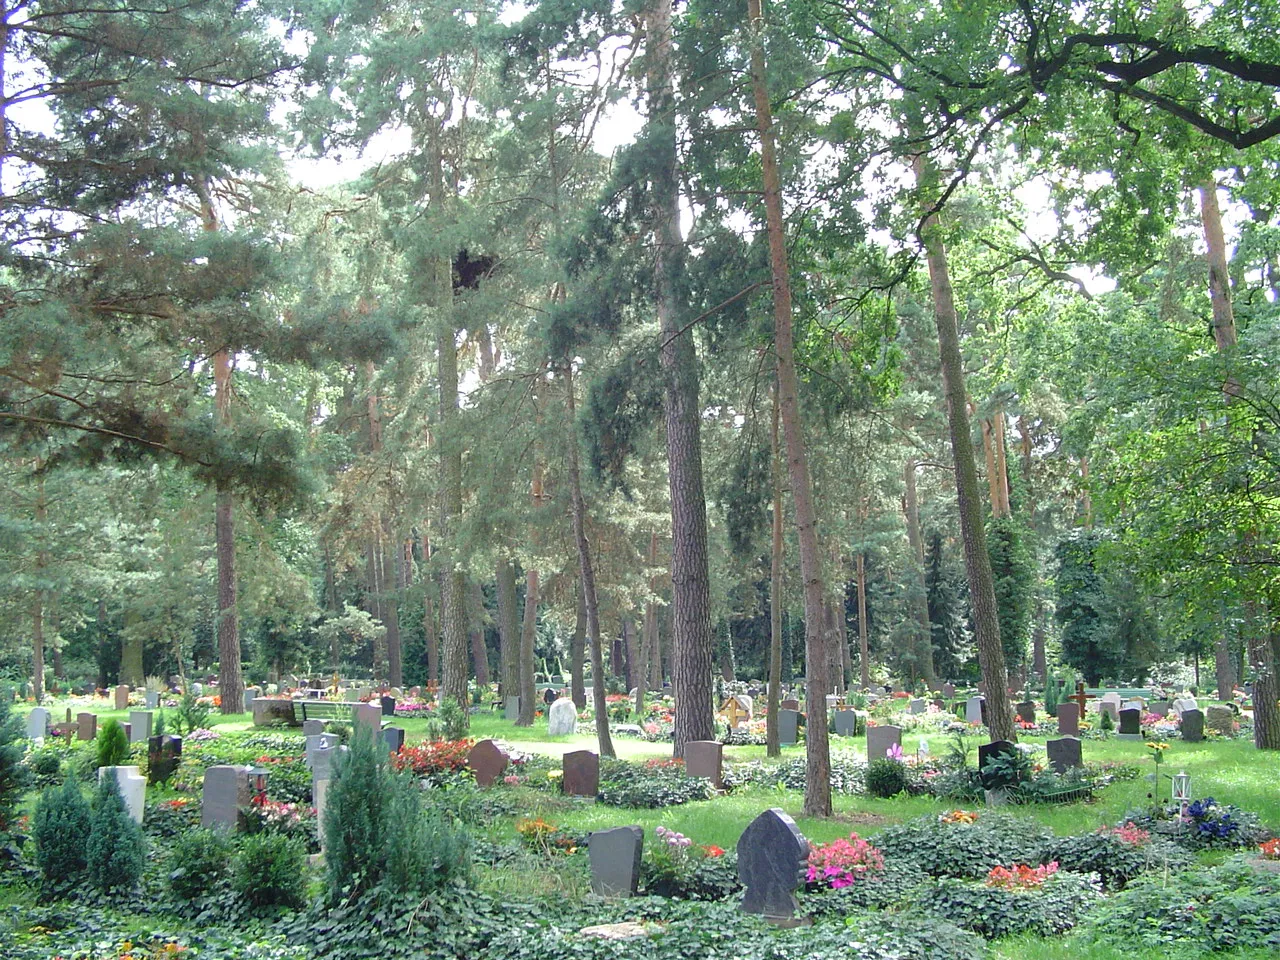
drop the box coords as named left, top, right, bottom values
left=987, top=516, right=1034, bottom=676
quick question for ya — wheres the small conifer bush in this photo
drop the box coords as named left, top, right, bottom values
left=87, top=769, right=146, bottom=893
left=0, top=697, right=32, bottom=833
left=168, top=828, right=232, bottom=901
left=34, top=777, right=92, bottom=893
left=232, top=832, right=307, bottom=909
left=95, top=718, right=131, bottom=769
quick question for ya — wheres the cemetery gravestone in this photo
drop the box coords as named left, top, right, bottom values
left=1098, top=701, right=1120, bottom=722
left=100, top=766, right=146, bottom=823
left=383, top=727, right=405, bottom=754
left=1148, top=701, right=1171, bottom=717
left=114, top=685, right=130, bottom=710
left=866, top=725, right=902, bottom=761
left=548, top=698, right=578, bottom=736
left=737, top=808, right=809, bottom=925
left=563, top=750, right=599, bottom=798
left=977, top=740, right=1019, bottom=792
left=302, top=719, right=325, bottom=736
left=77, top=712, right=97, bottom=741
left=777, top=709, right=800, bottom=746
left=243, top=687, right=261, bottom=713
left=145, top=691, right=160, bottom=710
left=201, top=765, right=249, bottom=831
left=908, top=699, right=926, bottom=715
left=380, top=695, right=397, bottom=717
left=1057, top=702, right=1080, bottom=736
left=588, top=826, right=644, bottom=898
left=121, top=723, right=132, bottom=741
left=128, top=711, right=153, bottom=744
left=1046, top=737, right=1083, bottom=774
left=780, top=698, right=800, bottom=712
left=721, top=697, right=752, bottom=730
left=504, top=697, right=520, bottom=721
left=467, top=739, right=509, bottom=787
left=1206, top=705, right=1234, bottom=736
left=1016, top=701, right=1037, bottom=724
left=965, top=696, right=986, bottom=725
left=25, top=707, right=49, bottom=740
left=1117, top=708, right=1142, bottom=739
left=1181, top=708, right=1205, bottom=742
left=684, top=740, right=724, bottom=790
left=353, top=702, right=382, bottom=736
left=1173, top=698, right=1198, bottom=716
left=833, top=708, right=858, bottom=737
left=148, top=734, right=182, bottom=785
left=942, top=683, right=956, bottom=698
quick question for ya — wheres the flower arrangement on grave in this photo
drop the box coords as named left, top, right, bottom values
left=1098, top=822, right=1150, bottom=847
left=390, top=739, right=473, bottom=779
left=515, top=817, right=578, bottom=855
left=939, top=809, right=980, bottom=825
left=242, top=796, right=316, bottom=842
left=806, top=832, right=885, bottom=889
left=985, top=861, right=1059, bottom=890
left=1258, top=838, right=1280, bottom=860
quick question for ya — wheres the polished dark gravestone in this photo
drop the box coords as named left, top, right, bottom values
left=737, top=808, right=810, bottom=926
left=1046, top=737, right=1082, bottom=774
left=147, top=734, right=183, bottom=785
left=1181, top=708, right=1205, bottom=742
left=977, top=740, right=1020, bottom=791
left=1056, top=702, right=1080, bottom=736
left=1117, top=707, right=1142, bottom=739
left=467, top=739, right=510, bottom=787
left=588, top=825, right=643, bottom=897
left=1016, top=701, right=1037, bottom=724
left=563, top=750, right=599, bottom=798
left=380, top=695, right=397, bottom=717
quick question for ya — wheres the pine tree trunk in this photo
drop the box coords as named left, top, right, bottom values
left=856, top=552, right=870, bottom=689
left=422, top=535, right=440, bottom=685
left=982, top=416, right=1002, bottom=515
left=213, top=348, right=242, bottom=715
left=564, top=363, right=615, bottom=758
left=914, top=154, right=1015, bottom=744
left=1080, top=457, right=1093, bottom=528
left=517, top=464, right=542, bottom=725
left=365, top=540, right=387, bottom=679
left=903, top=458, right=937, bottom=686
left=767, top=388, right=784, bottom=757
left=384, top=527, right=402, bottom=688
left=470, top=580, right=489, bottom=688
left=637, top=532, right=656, bottom=715
left=32, top=472, right=47, bottom=702
left=749, top=0, right=831, bottom=813
left=572, top=584, right=587, bottom=708
left=994, top=408, right=1011, bottom=515
left=496, top=556, right=520, bottom=698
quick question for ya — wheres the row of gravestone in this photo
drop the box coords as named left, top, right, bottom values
left=589, top=807, right=809, bottom=925
left=24, top=707, right=161, bottom=744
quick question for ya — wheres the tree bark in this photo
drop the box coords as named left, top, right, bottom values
left=903, top=458, right=937, bottom=686
left=571, top=583, right=587, bottom=708
left=469, top=580, right=489, bottom=688
left=517, top=463, right=543, bottom=725
left=564, top=363, right=615, bottom=758
left=767, top=386, right=784, bottom=757
left=638, top=531, right=657, bottom=716
left=914, top=153, right=1015, bottom=744
left=496, top=556, right=519, bottom=698
left=993, top=407, right=1011, bottom=516
left=32, top=472, right=47, bottom=702
left=644, top=0, right=715, bottom=758
left=982, top=415, right=1002, bottom=515
left=749, top=0, right=831, bottom=814
left=856, top=551, right=870, bottom=689
left=421, top=534, right=439, bottom=686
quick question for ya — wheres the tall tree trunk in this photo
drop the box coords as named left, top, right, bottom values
left=1201, top=180, right=1276, bottom=745
left=645, top=0, right=715, bottom=758
left=637, top=531, right=657, bottom=715
left=517, top=464, right=543, bottom=725
left=469, top=580, right=489, bottom=688
left=993, top=407, right=1011, bottom=516
left=1080, top=456, right=1093, bottom=529
left=624, top=618, right=640, bottom=696
left=564, top=363, right=615, bottom=758
left=902, top=458, right=937, bottom=686
left=856, top=551, right=870, bottom=689
left=913, top=154, right=1015, bottom=744
left=496, top=556, right=519, bottom=698
left=981, top=416, right=1002, bottom=515
left=572, top=584, right=587, bottom=708
left=767, top=387, right=784, bottom=757
left=749, top=1, right=831, bottom=814
left=384, top=527, right=402, bottom=687
left=50, top=596, right=63, bottom=681
left=422, top=534, right=439, bottom=686
left=365, top=540, right=387, bottom=679
left=32, top=472, right=47, bottom=702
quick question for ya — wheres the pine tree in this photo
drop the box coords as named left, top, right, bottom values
left=924, top=532, right=966, bottom=682
left=87, top=770, right=145, bottom=893
left=987, top=515, right=1034, bottom=675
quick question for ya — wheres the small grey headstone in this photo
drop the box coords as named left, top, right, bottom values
left=1046, top=737, right=1083, bottom=773
left=942, top=683, right=956, bottom=698
left=77, top=712, right=97, bottom=741
left=1099, top=701, right=1119, bottom=722
left=1148, top=701, right=1171, bottom=717
left=504, top=697, right=520, bottom=721
left=548, top=697, right=578, bottom=736
left=1057, top=702, right=1080, bottom=736
left=562, top=750, right=599, bottom=797
left=589, top=825, right=643, bottom=898
left=25, top=707, right=49, bottom=740
left=302, top=719, right=325, bottom=736
left=833, top=708, right=858, bottom=737
left=243, top=687, right=260, bottom=713
left=145, top=691, right=160, bottom=710
left=684, top=740, right=723, bottom=789
left=908, top=698, right=926, bottom=715
left=737, top=808, right=809, bottom=924
left=1206, top=704, right=1234, bottom=736
left=467, top=739, right=509, bottom=786
left=129, top=711, right=153, bottom=744
left=1172, top=697, right=1198, bottom=716
left=1016, top=701, right=1037, bottom=724
left=353, top=702, right=382, bottom=735
left=965, top=696, right=986, bottom=725
left=1118, top=708, right=1142, bottom=738
left=866, top=724, right=901, bottom=760
left=1181, top=708, right=1205, bottom=742
left=99, top=765, right=146, bottom=823
left=201, top=764, right=249, bottom=830
left=382, top=727, right=405, bottom=753
left=777, top=709, right=800, bottom=746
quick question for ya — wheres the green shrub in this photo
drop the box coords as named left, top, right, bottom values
left=0, top=698, right=33, bottom=833
left=801, top=859, right=928, bottom=913
left=1043, top=831, right=1193, bottom=890
left=33, top=777, right=92, bottom=892
left=597, top=760, right=716, bottom=809
left=383, top=779, right=471, bottom=895
left=27, top=746, right=64, bottom=785
left=175, top=690, right=212, bottom=736
left=232, top=832, right=307, bottom=909
left=95, top=719, right=131, bottom=769
left=86, top=769, right=146, bottom=893
left=920, top=871, right=1101, bottom=939
left=168, top=827, right=232, bottom=901
left=1099, top=709, right=1114, bottom=732
left=437, top=699, right=469, bottom=740
left=866, top=757, right=908, bottom=798
left=875, top=814, right=1052, bottom=879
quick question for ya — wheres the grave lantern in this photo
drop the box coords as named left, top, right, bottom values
left=247, top=767, right=269, bottom=803
left=1172, top=770, right=1191, bottom=803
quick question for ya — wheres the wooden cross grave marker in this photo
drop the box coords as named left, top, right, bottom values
left=1068, top=682, right=1095, bottom=720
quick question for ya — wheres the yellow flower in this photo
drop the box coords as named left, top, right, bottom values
left=548, top=770, right=563, bottom=780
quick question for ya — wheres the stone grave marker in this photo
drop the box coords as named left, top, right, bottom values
left=148, top=734, right=183, bottom=785
left=1181, top=708, right=1205, bottom=742
left=780, top=698, right=800, bottom=712
left=310, top=743, right=345, bottom=784
left=77, top=712, right=97, bottom=741
left=908, top=698, right=926, bottom=715
left=965, top=696, right=986, bottom=725
left=1122, top=699, right=1146, bottom=713
left=589, top=825, right=643, bottom=898
left=1046, top=737, right=1083, bottom=774
left=504, top=697, right=520, bottom=721
left=1117, top=708, right=1142, bottom=739
left=467, top=739, right=510, bottom=786
left=563, top=750, right=599, bottom=798
left=114, top=685, right=130, bottom=710
left=977, top=740, right=1019, bottom=792
left=382, top=727, right=405, bottom=754
left=833, top=708, right=858, bottom=737
left=1016, top=701, right=1037, bottom=724
left=1098, top=701, right=1120, bottom=722
left=305, top=733, right=338, bottom=770
left=942, top=683, right=956, bottom=698
left=866, top=724, right=901, bottom=761
left=1172, top=697, right=1198, bottom=716
left=120, top=722, right=132, bottom=741
left=1057, top=702, right=1080, bottom=736
left=1148, top=701, right=1171, bottom=717
left=25, top=707, right=49, bottom=740
left=1206, top=704, right=1234, bottom=736
left=737, top=808, right=809, bottom=925
left=201, top=765, right=249, bottom=830
left=100, top=765, right=146, bottom=823
left=243, top=687, right=261, bottom=713
left=777, top=708, right=800, bottom=746
left=128, top=711, right=153, bottom=744
left=353, top=702, right=382, bottom=735
left=302, top=719, right=325, bottom=736
left=380, top=695, right=397, bottom=717
left=684, top=740, right=724, bottom=790
left=548, top=698, right=578, bottom=736
left=145, top=691, right=160, bottom=710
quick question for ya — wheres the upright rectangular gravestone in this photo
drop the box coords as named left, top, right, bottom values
left=1181, top=708, right=1205, bottom=742
left=201, top=764, right=250, bottom=831
left=1148, top=700, right=1171, bottom=717
left=114, top=685, right=130, bottom=711
left=977, top=740, right=1019, bottom=791
left=1046, top=737, right=1083, bottom=774
left=1173, top=697, right=1198, bottom=717
left=1057, top=702, right=1080, bottom=736
left=684, top=740, right=724, bottom=790
left=504, top=697, right=520, bottom=721
left=908, top=699, right=926, bottom=715
left=353, top=702, right=382, bottom=736
left=965, top=696, right=986, bottom=725
left=1098, top=701, right=1119, bottom=722
left=737, top=808, right=809, bottom=926
left=942, top=683, right=956, bottom=698
left=1016, top=701, right=1037, bottom=724
left=777, top=709, right=800, bottom=746
left=562, top=750, right=599, bottom=798
left=243, top=687, right=261, bottom=713
left=148, top=734, right=183, bottom=785
left=382, top=727, right=405, bottom=754
left=145, top=691, right=160, bottom=710
left=866, top=724, right=902, bottom=761
left=302, top=719, right=325, bottom=736
left=589, top=825, right=644, bottom=898
left=1206, top=705, right=1235, bottom=736
left=380, top=695, right=397, bottom=717
left=1117, top=708, right=1142, bottom=739
left=77, top=712, right=97, bottom=741
left=833, top=708, right=858, bottom=737
left=467, top=739, right=509, bottom=787
left=780, top=698, right=800, bottom=712
left=99, top=765, right=147, bottom=823
left=25, top=707, right=49, bottom=740
left=128, top=711, right=153, bottom=744
left=305, top=734, right=338, bottom=769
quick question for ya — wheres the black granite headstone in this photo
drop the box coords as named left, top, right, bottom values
left=1181, top=708, right=1205, bottom=742
left=737, top=808, right=809, bottom=924
left=380, top=696, right=396, bottom=717
left=1046, top=737, right=1082, bottom=774
left=977, top=740, right=1019, bottom=790
left=1118, top=708, right=1142, bottom=736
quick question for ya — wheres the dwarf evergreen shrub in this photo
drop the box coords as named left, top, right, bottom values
left=95, top=719, right=131, bottom=769
left=34, top=777, right=92, bottom=892
left=866, top=758, right=908, bottom=798
left=87, top=769, right=146, bottom=893
left=0, top=698, right=32, bottom=832
left=232, top=832, right=307, bottom=909
left=168, top=827, right=232, bottom=901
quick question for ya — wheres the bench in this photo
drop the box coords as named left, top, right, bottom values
left=294, top=701, right=365, bottom=723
